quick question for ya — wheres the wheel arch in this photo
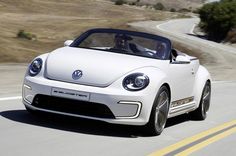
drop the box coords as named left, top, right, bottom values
left=194, top=65, right=212, bottom=108
left=147, top=82, right=171, bottom=122
left=162, top=83, right=171, bottom=103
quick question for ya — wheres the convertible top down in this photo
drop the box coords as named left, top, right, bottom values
left=23, top=28, right=211, bottom=135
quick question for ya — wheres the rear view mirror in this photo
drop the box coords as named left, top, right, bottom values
left=174, top=55, right=191, bottom=64
left=64, top=40, right=73, bottom=47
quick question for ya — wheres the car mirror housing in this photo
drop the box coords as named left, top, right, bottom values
left=174, top=55, right=191, bottom=64
left=64, top=40, right=73, bottom=47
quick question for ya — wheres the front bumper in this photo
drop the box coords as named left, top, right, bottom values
left=23, top=76, right=156, bottom=125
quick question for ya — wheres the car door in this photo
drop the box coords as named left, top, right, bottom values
left=168, top=59, right=196, bottom=102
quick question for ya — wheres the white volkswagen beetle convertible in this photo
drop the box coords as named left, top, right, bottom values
left=23, top=28, right=211, bottom=135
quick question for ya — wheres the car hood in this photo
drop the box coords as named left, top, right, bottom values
left=45, top=47, right=164, bottom=87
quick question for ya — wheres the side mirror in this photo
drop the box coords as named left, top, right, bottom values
left=174, top=55, right=191, bottom=64
left=64, top=40, right=73, bottom=47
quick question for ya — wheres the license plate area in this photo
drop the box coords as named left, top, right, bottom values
left=51, top=87, right=90, bottom=101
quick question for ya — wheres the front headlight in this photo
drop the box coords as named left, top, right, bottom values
left=123, top=73, right=149, bottom=91
left=28, top=58, right=43, bottom=76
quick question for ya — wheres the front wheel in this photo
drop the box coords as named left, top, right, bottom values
left=144, top=86, right=170, bottom=136
left=190, top=81, right=211, bottom=120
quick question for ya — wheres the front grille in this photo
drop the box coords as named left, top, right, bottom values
left=32, top=94, right=115, bottom=119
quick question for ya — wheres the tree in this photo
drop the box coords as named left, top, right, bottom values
left=199, top=0, right=236, bottom=42
left=154, top=2, right=165, bottom=10
left=170, top=8, right=176, bottom=12
left=115, top=0, right=124, bottom=5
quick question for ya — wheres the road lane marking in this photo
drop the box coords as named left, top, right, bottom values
left=0, top=96, right=22, bottom=101
left=165, top=124, right=236, bottom=156
left=212, top=81, right=236, bottom=84
left=148, top=120, right=236, bottom=156
left=176, top=127, right=236, bottom=156
left=189, top=23, right=196, bottom=34
left=156, top=19, right=236, bottom=55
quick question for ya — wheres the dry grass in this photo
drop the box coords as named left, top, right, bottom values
left=225, top=29, right=236, bottom=43
left=0, top=0, right=183, bottom=63
left=120, top=0, right=203, bottom=10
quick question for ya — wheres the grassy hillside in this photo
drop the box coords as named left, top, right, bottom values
left=113, top=0, right=204, bottom=10
left=0, top=0, right=186, bottom=63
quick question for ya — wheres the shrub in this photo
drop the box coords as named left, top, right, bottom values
left=129, top=0, right=140, bottom=6
left=192, top=9, right=200, bottom=14
left=199, top=0, right=236, bottom=42
left=170, top=8, right=176, bottom=12
left=17, top=30, right=37, bottom=40
left=129, top=2, right=136, bottom=5
left=115, top=0, right=124, bottom=5
left=224, top=28, right=236, bottom=43
left=154, top=2, right=165, bottom=10
left=178, top=8, right=191, bottom=13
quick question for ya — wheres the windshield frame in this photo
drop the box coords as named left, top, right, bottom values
left=70, top=28, right=172, bottom=60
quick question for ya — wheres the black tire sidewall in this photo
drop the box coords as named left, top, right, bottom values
left=201, top=81, right=211, bottom=119
left=190, top=81, right=211, bottom=120
left=146, top=86, right=170, bottom=135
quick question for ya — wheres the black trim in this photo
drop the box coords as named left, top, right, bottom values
left=32, top=94, right=115, bottom=119
left=70, top=28, right=172, bottom=60
left=171, top=61, right=191, bottom=64
left=190, top=58, right=199, bottom=61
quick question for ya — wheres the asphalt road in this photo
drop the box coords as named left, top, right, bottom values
left=0, top=67, right=236, bottom=156
left=130, top=18, right=236, bottom=81
left=1, top=18, right=236, bottom=155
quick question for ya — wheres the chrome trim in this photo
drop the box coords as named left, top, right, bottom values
left=23, top=98, right=142, bottom=120
left=23, top=84, right=32, bottom=90
left=123, top=73, right=149, bottom=91
left=116, top=101, right=142, bottom=119
left=29, top=58, right=43, bottom=76
left=171, top=96, right=194, bottom=108
left=168, top=101, right=196, bottom=117
left=72, top=70, right=83, bottom=80
left=170, top=102, right=195, bottom=114
left=23, top=97, right=31, bottom=104
left=190, top=58, right=198, bottom=61
left=23, top=102, right=144, bottom=125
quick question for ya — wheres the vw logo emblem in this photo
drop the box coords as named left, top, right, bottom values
left=72, top=70, right=83, bottom=80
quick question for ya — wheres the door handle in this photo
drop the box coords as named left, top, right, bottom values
left=191, top=68, right=195, bottom=75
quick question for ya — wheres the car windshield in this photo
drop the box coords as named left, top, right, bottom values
left=70, top=29, right=172, bottom=60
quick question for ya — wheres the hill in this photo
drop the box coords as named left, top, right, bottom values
left=113, top=0, right=204, bottom=10
left=0, top=0, right=183, bottom=63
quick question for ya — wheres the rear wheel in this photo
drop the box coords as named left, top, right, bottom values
left=144, top=86, right=170, bottom=136
left=190, top=81, right=211, bottom=120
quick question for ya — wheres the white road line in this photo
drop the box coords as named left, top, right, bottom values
left=190, top=23, right=196, bottom=34
left=212, top=81, right=236, bottom=84
left=156, top=18, right=236, bottom=55
left=0, top=96, right=22, bottom=101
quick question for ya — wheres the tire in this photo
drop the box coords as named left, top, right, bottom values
left=144, top=86, right=170, bottom=136
left=190, top=81, right=211, bottom=120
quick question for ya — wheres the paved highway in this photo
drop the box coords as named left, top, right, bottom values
left=156, top=18, right=236, bottom=55
left=130, top=18, right=236, bottom=81
left=0, top=67, right=236, bottom=156
left=1, top=17, right=236, bottom=155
